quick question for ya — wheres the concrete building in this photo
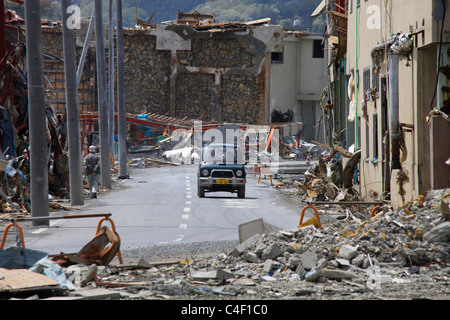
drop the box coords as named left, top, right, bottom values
left=317, top=0, right=450, bottom=207
left=270, top=31, right=328, bottom=143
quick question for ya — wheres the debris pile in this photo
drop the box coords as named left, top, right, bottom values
left=2, top=188, right=447, bottom=300
left=275, top=138, right=364, bottom=204
left=0, top=10, right=101, bottom=218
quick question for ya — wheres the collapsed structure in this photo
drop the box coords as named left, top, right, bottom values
left=0, top=8, right=70, bottom=216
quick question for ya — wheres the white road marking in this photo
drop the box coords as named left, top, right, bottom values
left=179, top=224, right=187, bottom=230
left=220, top=199, right=258, bottom=209
left=182, top=214, right=189, bottom=220
left=183, top=207, right=190, bottom=212
left=32, top=228, right=47, bottom=234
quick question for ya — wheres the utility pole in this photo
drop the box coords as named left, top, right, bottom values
left=94, top=0, right=112, bottom=189
left=61, top=0, right=84, bottom=206
left=116, top=0, right=128, bottom=179
left=25, top=1, right=49, bottom=226
left=109, top=0, right=115, bottom=160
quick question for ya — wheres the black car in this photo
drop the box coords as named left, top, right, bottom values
left=197, top=143, right=246, bottom=198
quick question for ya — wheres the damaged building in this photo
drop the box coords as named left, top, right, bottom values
left=314, top=0, right=450, bottom=208
left=39, top=12, right=326, bottom=143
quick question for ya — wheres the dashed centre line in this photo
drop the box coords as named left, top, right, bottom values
left=177, top=175, right=192, bottom=235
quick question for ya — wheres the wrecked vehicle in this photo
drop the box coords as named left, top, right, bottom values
left=197, top=143, right=246, bottom=198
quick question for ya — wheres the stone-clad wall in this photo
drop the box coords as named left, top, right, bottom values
left=178, top=37, right=254, bottom=68
left=42, top=27, right=97, bottom=112
left=221, top=74, right=264, bottom=124
left=172, top=32, right=268, bottom=123
left=41, top=23, right=283, bottom=124
left=175, top=73, right=215, bottom=120
left=123, top=34, right=171, bottom=116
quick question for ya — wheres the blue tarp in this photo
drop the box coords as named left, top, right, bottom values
left=137, top=114, right=155, bottom=137
left=0, top=247, right=48, bottom=269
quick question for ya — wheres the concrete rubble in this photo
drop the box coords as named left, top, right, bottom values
left=2, top=187, right=446, bottom=300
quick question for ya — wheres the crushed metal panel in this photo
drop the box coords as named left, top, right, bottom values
left=0, top=268, right=59, bottom=292
left=51, top=226, right=120, bottom=267
left=77, top=226, right=121, bottom=266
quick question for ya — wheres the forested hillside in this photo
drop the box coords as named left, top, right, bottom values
left=5, top=0, right=325, bottom=33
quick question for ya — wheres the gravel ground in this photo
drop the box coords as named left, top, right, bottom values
left=119, top=240, right=240, bottom=265
left=110, top=239, right=450, bottom=301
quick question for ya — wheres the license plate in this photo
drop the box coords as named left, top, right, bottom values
left=216, top=178, right=229, bottom=185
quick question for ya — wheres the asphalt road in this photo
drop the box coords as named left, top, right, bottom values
left=14, top=164, right=302, bottom=255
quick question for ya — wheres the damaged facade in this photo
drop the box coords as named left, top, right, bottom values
left=316, top=0, right=450, bottom=208
left=40, top=15, right=325, bottom=142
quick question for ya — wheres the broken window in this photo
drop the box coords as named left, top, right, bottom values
left=313, top=40, right=324, bottom=59
left=363, top=67, right=371, bottom=100
left=372, top=66, right=379, bottom=96
left=373, top=111, right=378, bottom=161
left=271, top=51, right=284, bottom=64
left=365, top=114, right=370, bottom=159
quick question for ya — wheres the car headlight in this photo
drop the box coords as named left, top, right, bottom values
left=202, top=169, right=210, bottom=177
left=235, top=170, right=243, bottom=177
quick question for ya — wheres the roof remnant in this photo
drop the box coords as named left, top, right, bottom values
left=192, top=18, right=272, bottom=32
left=176, top=10, right=215, bottom=26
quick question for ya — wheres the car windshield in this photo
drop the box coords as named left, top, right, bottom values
left=202, top=144, right=245, bottom=164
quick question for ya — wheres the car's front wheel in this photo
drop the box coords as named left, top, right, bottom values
left=237, top=186, right=245, bottom=198
left=198, top=183, right=205, bottom=198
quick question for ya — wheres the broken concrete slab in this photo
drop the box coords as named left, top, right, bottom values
left=238, top=218, right=281, bottom=243
left=323, top=268, right=353, bottom=281
left=263, top=259, right=276, bottom=273
left=243, top=251, right=258, bottom=263
left=191, top=269, right=235, bottom=284
left=231, top=233, right=260, bottom=257
left=261, top=243, right=282, bottom=260
left=304, top=268, right=325, bottom=282
left=423, top=221, right=450, bottom=243
left=299, top=252, right=318, bottom=270
left=69, top=288, right=122, bottom=300
left=339, top=244, right=358, bottom=261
